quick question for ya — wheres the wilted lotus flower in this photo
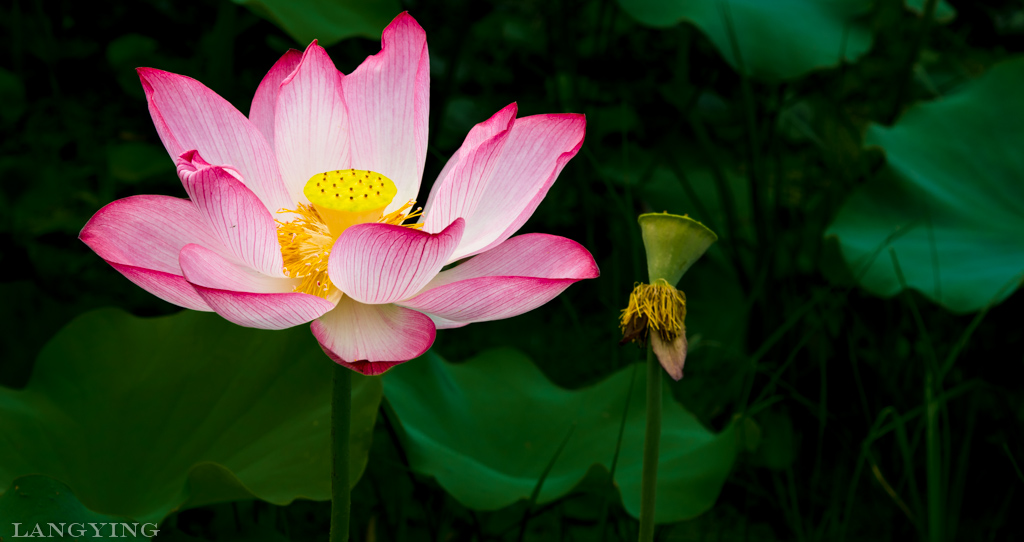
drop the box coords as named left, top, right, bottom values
left=81, top=13, right=598, bottom=375
left=619, top=212, right=716, bottom=380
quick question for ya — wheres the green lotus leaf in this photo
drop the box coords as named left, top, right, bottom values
left=234, top=0, right=401, bottom=47
left=383, top=348, right=738, bottom=523
left=0, top=308, right=382, bottom=523
left=828, top=57, right=1024, bottom=313
left=0, top=476, right=148, bottom=540
left=617, top=0, right=873, bottom=80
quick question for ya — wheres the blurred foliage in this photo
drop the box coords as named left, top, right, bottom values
left=907, top=0, right=958, bottom=22
left=0, top=309, right=381, bottom=523
left=1, top=0, right=1023, bottom=540
left=234, top=0, right=401, bottom=46
left=616, top=0, right=874, bottom=80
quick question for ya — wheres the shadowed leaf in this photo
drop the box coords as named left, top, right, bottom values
left=234, top=0, right=401, bottom=46
left=0, top=476, right=148, bottom=540
left=0, top=308, right=382, bottom=523
left=828, top=57, right=1024, bottom=312
left=617, top=0, right=873, bottom=80
left=383, top=348, right=738, bottom=523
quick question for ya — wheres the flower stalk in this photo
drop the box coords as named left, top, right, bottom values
left=330, top=364, right=351, bottom=542
left=638, top=343, right=662, bottom=542
left=621, top=212, right=717, bottom=541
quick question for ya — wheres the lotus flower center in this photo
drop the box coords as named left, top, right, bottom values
left=276, top=169, right=422, bottom=300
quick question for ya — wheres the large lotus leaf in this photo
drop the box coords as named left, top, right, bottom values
left=0, top=476, right=148, bottom=540
left=617, top=0, right=873, bottom=80
left=234, top=0, right=401, bottom=47
left=0, top=308, right=382, bottom=523
left=383, top=348, right=738, bottom=523
left=827, top=58, right=1024, bottom=313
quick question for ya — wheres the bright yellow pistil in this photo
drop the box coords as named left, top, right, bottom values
left=276, top=169, right=422, bottom=300
left=618, top=279, right=687, bottom=346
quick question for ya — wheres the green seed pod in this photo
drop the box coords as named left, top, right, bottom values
left=638, top=212, right=718, bottom=287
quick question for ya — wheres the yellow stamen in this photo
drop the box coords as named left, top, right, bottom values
left=277, top=203, right=335, bottom=299
left=619, top=279, right=687, bottom=343
left=381, top=200, right=424, bottom=229
left=276, top=169, right=422, bottom=299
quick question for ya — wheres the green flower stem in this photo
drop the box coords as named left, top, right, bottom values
left=330, top=364, right=352, bottom=542
left=638, top=344, right=662, bottom=542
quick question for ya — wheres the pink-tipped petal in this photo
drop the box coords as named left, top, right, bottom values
left=81, top=195, right=226, bottom=274
left=431, top=113, right=586, bottom=262
left=177, top=151, right=285, bottom=277
left=274, top=41, right=350, bottom=203
left=398, top=233, right=598, bottom=323
left=81, top=195, right=230, bottom=310
left=329, top=218, right=465, bottom=305
left=402, top=277, right=575, bottom=323
left=336, top=360, right=405, bottom=376
left=137, top=67, right=292, bottom=212
left=420, top=233, right=599, bottom=286
left=421, top=103, right=517, bottom=234
left=191, top=285, right=335, bottom=330
left=179, top=243, right=295, bottom=294
left=109, top=263, right=211, bottom=311
left=250, top=48, right=302, bottom=150
left=312, top=296, right=435, bottom=374
left=343, top=12, right=429, bottom=212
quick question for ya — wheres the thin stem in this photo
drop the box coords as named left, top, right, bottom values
left=1003, top=443, right=1024, bottom=483
left=925, top=370, right=943, bottom=542
left=717, top=0, right=767, bottom=250
left=638, top=345, right=662, bottom=542
left=889, top=0, right=940, bottom=123
left=330, top=364, right=352, bottom=542
left=517, top=423, right=576, bottom=542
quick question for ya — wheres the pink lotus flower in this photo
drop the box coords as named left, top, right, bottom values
left=80, top=13, right=598, bottom=375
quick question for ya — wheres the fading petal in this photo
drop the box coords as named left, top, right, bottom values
left=433, top=113, right=586, bottom=262
left=420, top=103, right=517, bottom=235
left=398, top=233, right=598, bottom=323
left=312, top=295, right=435, bottom=374
left=179, top=243, right=295, bottom=294
left=137, top=67, right=292, bottom=212
left=343, top=12, right=429, bottom=212
left=329, top=218, right=464, bottom=305
left=652, top=331, right=687, bottom=381
left=177, top=151, right=285, bottom=277
left=249, top=48, right=302, bottom=150
left=191, top=285, right=335, bottom=330
left=275, top=41, right=350, bottom=203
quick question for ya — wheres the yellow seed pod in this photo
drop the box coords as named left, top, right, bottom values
left=304, top=169, right=398, bottom=213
